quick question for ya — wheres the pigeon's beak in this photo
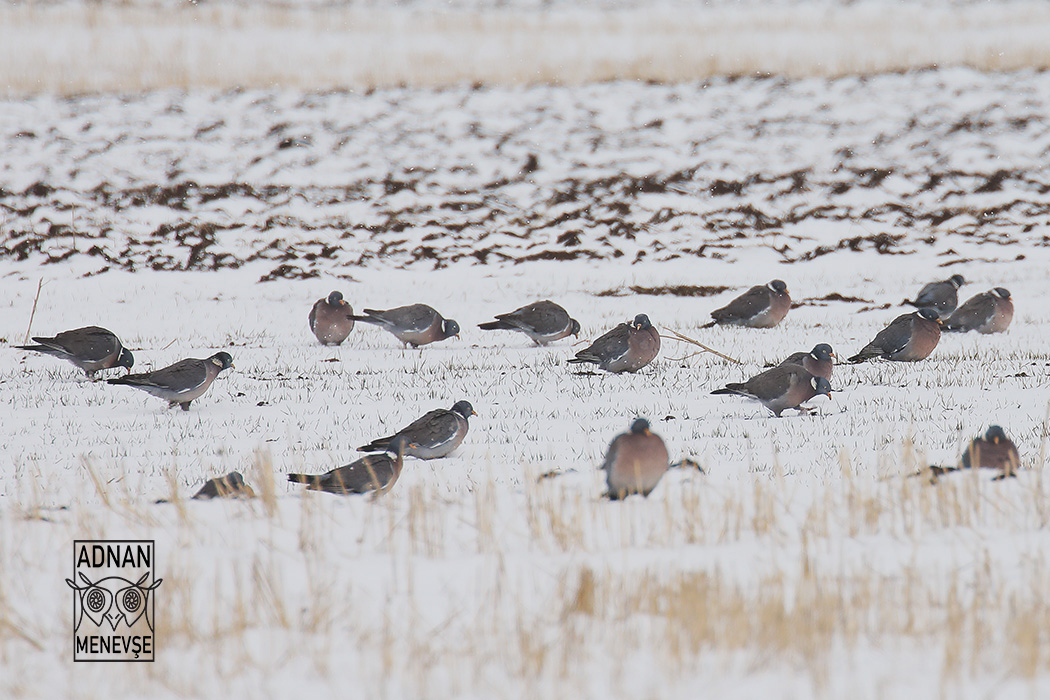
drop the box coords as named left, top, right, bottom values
left=993, top=436, right=1000, bottom=444
left=471, top=408, right=478, bottom=416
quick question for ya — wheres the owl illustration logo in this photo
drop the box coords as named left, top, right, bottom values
left=66, top=571, right=163, bottom=633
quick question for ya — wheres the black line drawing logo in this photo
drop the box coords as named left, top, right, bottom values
left=68, top=540, right=161, bottom=662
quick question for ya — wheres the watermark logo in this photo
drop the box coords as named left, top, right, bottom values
left=67, top=540, right=161, bottom=662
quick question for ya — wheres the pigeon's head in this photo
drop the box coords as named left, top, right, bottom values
left=443, top=319, right=461, bottom=338
left=629, top=417, right=652, bottom=434
left=993, top=287, right=1011, bottom=300
left=985, top=426, right=1007, bottom=444
left=327, top=291, right=344, bottom=305
left=632, top=314, right=652, bottom=330
left=917, top=308, right=941, bottom=323
left=810, top=344, right=835, bottom=362
left=811, top=376, right=833, bottom=398
left=211, top=352, right=235, bottom=371
left=116, top=347, right=135, bottom=371
left=948, top=274, right=966, bottom=288
left=451, top=400, right=476, bottom=419
left=769, top=279, right=788, bottom=294
left=569, top=319, right=582, bottom=337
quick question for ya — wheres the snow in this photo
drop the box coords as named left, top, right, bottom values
left=2, top=11, right=1050, bottom=699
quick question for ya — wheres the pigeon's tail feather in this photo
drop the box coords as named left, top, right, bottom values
left=478, top=320, right=513, bottom=331
left=357, top=437, right=392, bottom=453
left=16, top=343, right=57, bottom=355
left=288, top=473, right=320, bottom=488
left=847, top=346, right=879, bottom=364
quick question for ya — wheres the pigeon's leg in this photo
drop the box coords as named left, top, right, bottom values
left=180, top=401, right=192, bottom=412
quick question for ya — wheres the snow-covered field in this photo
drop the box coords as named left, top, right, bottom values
left=3, top=5, right=1050, bottom=697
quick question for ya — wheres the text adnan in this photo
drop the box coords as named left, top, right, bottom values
left=76, top=543, right=151, bottom=568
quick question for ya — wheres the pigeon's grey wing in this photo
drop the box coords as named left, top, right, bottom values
left=946, top=295, right=994, bottom=331
left=582, top=324, right=631, bottom=361
left=741, top=365, right=796, bottom=399
left=713, top=286, right=769, bottom=322
left=778, top=351, right=808, bottom=367
left=328, top=454, right=397, bottom=493
left=398, top=409, right=459, bottom=447
left=137, top=359, right=209, bottom=391
left=373, top=305, right=436, bottom=332
left=501, top=301, right=568, bottom=334
left=308, top=301, right=320, bottom=332
left=869, top=315, right=914, bottom=355
left=38, top=327, right=119, bottom=362
left=600, top=434, right=624, bottom=473
left=912, top=281, right=947, bottom=307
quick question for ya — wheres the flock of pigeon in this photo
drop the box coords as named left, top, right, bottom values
left=12, top=272, right=1018, bottom=501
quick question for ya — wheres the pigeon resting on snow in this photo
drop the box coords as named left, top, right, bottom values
left=703, top=280, right=791, bottom=329
left=602, top=418, right=670, bottom=500
left=903, top=274, right=965, bottom=316
left=357, top=400, right=475, bottom=460
left=568, top=314, right=660, bottom=373
left=192, top=471, right=256, bottom=499
left=289, top=436, right=412, bottom=495
left=943, top=288, right=1013, bottom=334
left=309, top=291, right=355, bottom=346
left=847, top=309, right=941, bottom=363
left=928, top=426, right=1020, bottom=480
left=778, top=343, right=835, bottom=380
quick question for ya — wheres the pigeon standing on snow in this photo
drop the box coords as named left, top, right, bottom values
left=351, top=304, right=460, bottom=347
left=602, top=418, right=670, bottom=500
left=107, top=351, right=234, bottom=411
left=568, top=314, right=660, bottom=373
left=703, top=280, right=791, bottom=329
left=847, top=309, right=941, bottom=363
left=943, top=288, right=1014, bottom=334
left=712, top=364, right=833, bottom=416
left=358, top=400, right=475, bottom=459
left=903, top=274, right=965, bottom=316
left=929, top=426, right=1020, bottom=480
left=778, top=343, right=836, bottom=380
left=309, top=291, right=355, bottom=346
left=478, top=300, right=581, bottom=345
left=289, top=436, right=412, bottom=495
left=16, top=326, right=134, bottom=379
